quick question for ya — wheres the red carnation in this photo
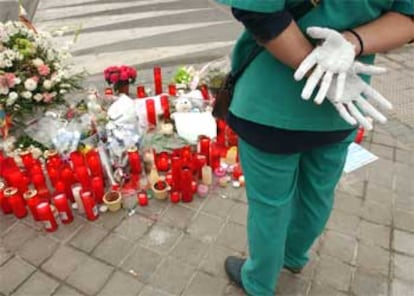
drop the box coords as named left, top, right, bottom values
left=110, top=73, right=120, bottom=84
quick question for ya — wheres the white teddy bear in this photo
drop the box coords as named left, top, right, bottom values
left=174, top=97, right=193, bottom=113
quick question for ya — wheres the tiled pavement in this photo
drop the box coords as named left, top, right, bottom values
left=1, top=0, right=414, bottom=295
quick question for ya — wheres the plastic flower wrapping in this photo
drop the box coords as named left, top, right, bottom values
left=0, top=21, right=85, bottom=118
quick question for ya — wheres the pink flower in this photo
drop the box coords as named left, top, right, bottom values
left=120, top=71, right=129, bottom=81
left=43, top=92, right=55, bottom=103
left=38, top=64, right=51, bottom=76
left=4, top=73, right=16, bottom=88
left=110, top=73, right=120, bottom=84
left=128, top=68, right=137, bottom=79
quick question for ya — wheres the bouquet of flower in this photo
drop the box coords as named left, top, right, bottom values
left=0, top=21, right=84, bottom=119
left=104, top=65, right=137, bottom=93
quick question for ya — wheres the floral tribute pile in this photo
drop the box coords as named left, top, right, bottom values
left=0, top=21, right=84, bottom=137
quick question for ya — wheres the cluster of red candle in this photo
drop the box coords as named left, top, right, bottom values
left=0, top=147, right=108, bottom=231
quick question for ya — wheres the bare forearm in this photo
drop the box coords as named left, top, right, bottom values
left=263, top=20, right=313, bottom=69
left=344, top=12, right=414, bottom=56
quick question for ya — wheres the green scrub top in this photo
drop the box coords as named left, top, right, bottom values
left=216, top=0, right=414, bottom=131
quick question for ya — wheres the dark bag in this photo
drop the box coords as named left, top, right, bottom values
left=212, top=1, right=319, bottom=120
left=212, top=45, right=263, bottom=119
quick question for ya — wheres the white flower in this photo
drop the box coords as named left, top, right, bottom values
left=32, top=58, right=44, bottom=67
left=14, top=78, right=21, bottom=85
left=6, top=92, right=18, bottom=106
left=59, top=89, right=67, bottom=94
left=33, top=93, right=43, bottom=102
left=24, top=78, right=38, bottom=91
left=21, top=91, right=32, bottom=99
left=0, top=86, right=9, bottom=95
left=43, top=80, right=53, bottom=90
left=5, top=60, right=12, bottom=67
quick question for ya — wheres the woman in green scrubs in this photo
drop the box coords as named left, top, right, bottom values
left=215, top=1, right=414, bottom=295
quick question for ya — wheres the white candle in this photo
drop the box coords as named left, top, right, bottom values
left=71, top=184, right=84, bottom=213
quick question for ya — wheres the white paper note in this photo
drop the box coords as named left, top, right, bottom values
left=344, top=143, right=378, bottom=174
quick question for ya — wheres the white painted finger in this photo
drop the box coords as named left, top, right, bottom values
left=314, top=71, right=333, bottom=104
left=347, top=102, right=373, bottom=130
left=335, top=72, right=347, bottom=100
left=301, top=65, right=324, bottom=100
left=333, top=103, right=358, bottom=126
left=294, top=50, right=318, bottom=81
left=362, top=84, right=393, bottom=110
left=353, top=62, right=387, bottom=76
left=307, top=27, right=336, bottom=40
left=355, top=96, right=387, bottom=124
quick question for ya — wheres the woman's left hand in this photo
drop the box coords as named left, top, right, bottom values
left=326, top=62, right=393, bottom=130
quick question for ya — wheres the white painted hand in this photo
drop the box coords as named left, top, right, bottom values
left=327, top=62, right=393, bottom=130
left=294, top=27, right=356, bottom=103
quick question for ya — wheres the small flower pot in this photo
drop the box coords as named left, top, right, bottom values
left=103, top=190, right=122, bottom=212
left=151, top=180, right=170, bottom=200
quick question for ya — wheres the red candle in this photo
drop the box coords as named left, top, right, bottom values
left=30, top=163, right=43, bottom=176
left=60, top=164, right=75, bottom=202
left=191, top=181, right=197, bottom=194
left=137, top=192, right=148, bottom=206
left=200, top=84, right=210, bottom=100
left=47, top=166, right=60, bottom=187
left=24, top=189, right=41, bottom=221
left=137, top=85, right=146, bottom=98
left=232, top=164, right=242, bottom=179
left=155, top=152, right=170, bottom=172
left=45, top=150, right=62, bottom=169
left=70, top=151, right=85, bottom=168
left=52, top=193, right=73, bottom=224
left=168, top=84, right=177, bottom=96
left=170, top=191, right=180, bottom=203
left=8, top=169, right=29, bottom=194
left=86, top=150, right=103, bottom=178
left=226, top=126, right=238, bottom=147
left=146, top=99, right=157, bottom=127
left=171, top=156, right=182, bottom=191
left=210, top=142, right=222, bottom=171
left=37, top=202, right=58, bottom=232
left=154, top=66, right=163, bottom=95
left=160, top=95, right=170, bottom=120
left=355, top=127, right=364, bottom=144
left=181, top=146, right=192, bottom=167
left=216, top=120, right=226, bottom=146
left=54, top=180, right=65, bottom=194
left=4, top=187, right=27, bottom=218
left=194, top=154, right=207, bottom=179
left=32, top=173, right=47, bottom=191
left=91, top=176, right=104, bottom=204
left=165, top=173, right=174, bottom=187
left=81, top=191, right=99, bottom=221
left=181, top=167, right=193, bottom=203
left=0, top=182, right=12, bottom=214
left=20, top=150, right=34, bottom=170
left=75, top=166, right=91, bottom=191
left=198, top=136, right=210, bottom=165
left=127, top=147, right=142, bottom=175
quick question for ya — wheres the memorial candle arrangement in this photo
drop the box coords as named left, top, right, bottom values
left=0, top=62, right=249, bottom=233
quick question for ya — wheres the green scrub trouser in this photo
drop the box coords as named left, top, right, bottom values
left=239, top=136, right=353, bottom=296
